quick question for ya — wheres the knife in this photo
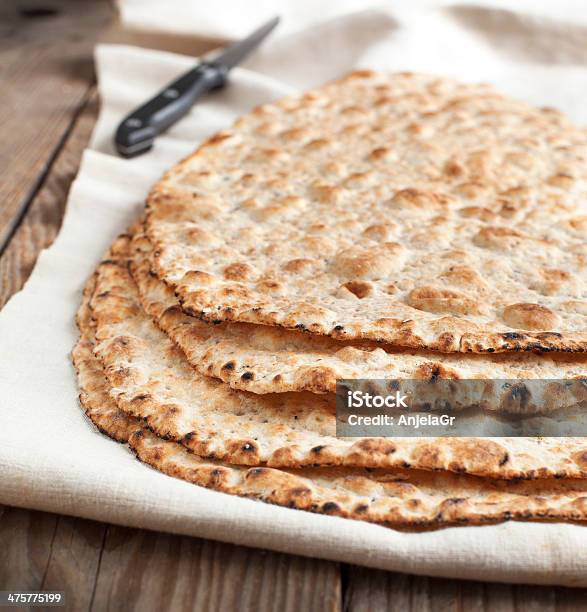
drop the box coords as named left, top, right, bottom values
left=114, top=16, right=280, bottom=158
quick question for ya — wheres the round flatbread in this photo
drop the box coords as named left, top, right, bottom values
left=145, top=71, right=587, bottom=353
left=73, top=266, right=587, bottom=527
left=131, top=234, right=587, bottom=399
left=89, top=236, right=587, bottom=479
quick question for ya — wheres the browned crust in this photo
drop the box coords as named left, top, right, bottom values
left=143, top=70, right=587, bottom=354
left=129, top=428, right=587, bottom=528
left=129, top=234, right=587, bottom=403
left=72, top=234, right=587, bottom=528
left=74, top=325, right=587, bottom=528
left=72, top=335, right=139, bottom=443
left=165, top=280, right=587, bottom=354
left=72, top=271, right=139, bottom=443
left=88, top=240, right=587, bottom=480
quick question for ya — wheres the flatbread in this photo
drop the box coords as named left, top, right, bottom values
left=72, top=271, right=136, bottom=442
left=131, top=427, right=587, bottom=527
left=73, top=271, right=587, bottom=527
left=131, top=235, right=587, bottom=401
left=90, top=239, right=587, bottom=479
left=145, top=70, right=587, bottom=353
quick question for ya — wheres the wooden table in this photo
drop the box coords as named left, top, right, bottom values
left=1, top=2, right=586, bottom=610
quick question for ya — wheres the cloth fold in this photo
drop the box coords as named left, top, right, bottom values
left=2, top=1, right=587, bottom=585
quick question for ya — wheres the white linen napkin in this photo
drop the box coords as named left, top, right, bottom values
left=2, top=1, right=587, bottom=586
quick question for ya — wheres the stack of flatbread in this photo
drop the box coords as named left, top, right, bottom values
left=73, top=71, right=587, bottom=528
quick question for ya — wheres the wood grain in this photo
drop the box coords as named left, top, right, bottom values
left=341, top=565, right=587, bottom=611
left=40, top=516, right=106, bottom=612
left=91, top=526, right=341, bottom=612
left=0, top=507, right=58, bottom=591
left=0, top=89, right=98, bottom=309
left=0, top=0, right=112, bottom=251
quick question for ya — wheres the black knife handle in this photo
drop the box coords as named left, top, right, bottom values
left=114, top=62, right=227, bottom=158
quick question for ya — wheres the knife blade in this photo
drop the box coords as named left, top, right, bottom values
left=114, top=16, right=280, bottom=158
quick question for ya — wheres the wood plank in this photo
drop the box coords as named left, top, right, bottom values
left=0, top=0, right=112, bottom=251
left=0, top=506, right=58, bottom=591
left=512, top=584, right=555, bottom=612
left=342, top=566, right=411, bottom=611
left=485, top=583, right=516, bottom=612
left=0, top=90, right=98, bottom=308
left=552, top=585, right=587, bottom=611
left=40, top=515, right=106, bottom=612
left=91, top=526, right=341, bottom=612
left=342, top=566, right=587, bottom=611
